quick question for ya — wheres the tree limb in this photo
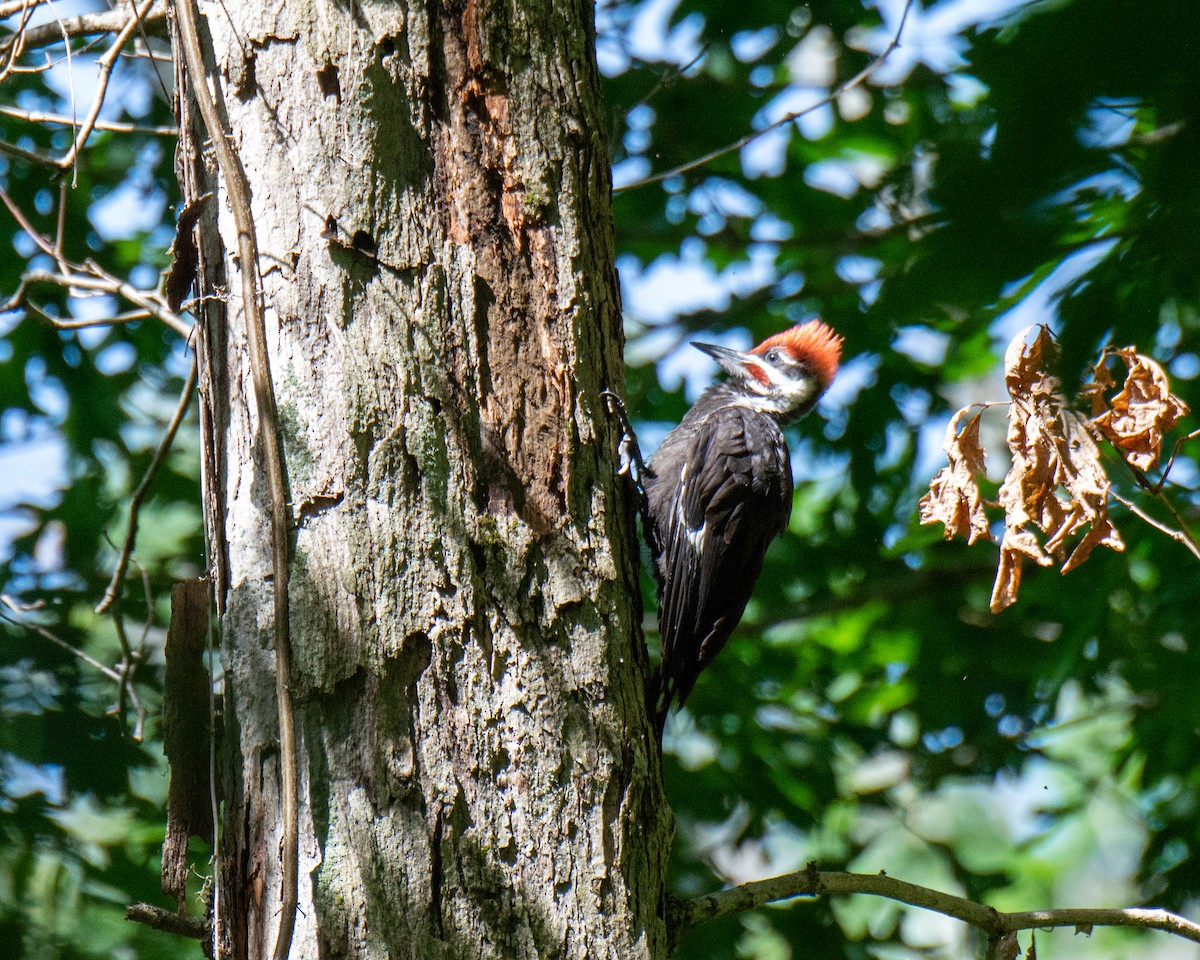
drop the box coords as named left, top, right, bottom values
left=676, top=867, right=1200, bottom=948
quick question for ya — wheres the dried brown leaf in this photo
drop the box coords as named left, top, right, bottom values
left=1062, top=514, right=1124, bottom=573
left=1004, top=324, right=1060, bottom=400
left=919, top=407, right=993, bottom=545
left=1092, top=347, right=1190, bottom=469
left=990, top=526, right=1052, bottom=613
left=1083, top=353, right=1116, bottom=417
left=989, top=326, right=1125, bottom=611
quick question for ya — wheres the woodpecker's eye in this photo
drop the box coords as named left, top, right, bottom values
left=765, top=349, right=780, bottom=364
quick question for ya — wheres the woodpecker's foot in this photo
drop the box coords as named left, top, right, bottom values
left=601, top=390, right=665, bottom=577
left=600, top=390, right=650, bottom=493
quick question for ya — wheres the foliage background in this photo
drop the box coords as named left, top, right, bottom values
left=1, top=0, right=1199, bottom=957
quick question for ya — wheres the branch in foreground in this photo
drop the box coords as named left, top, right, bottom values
left=676, top=867, right=1200, bottom=947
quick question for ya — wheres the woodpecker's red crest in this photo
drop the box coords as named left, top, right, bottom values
left=646, top=320, right=844, bottom=735
left=690, top=319, right=843, bottom=420
left=751, top=319, right=843, bottom=387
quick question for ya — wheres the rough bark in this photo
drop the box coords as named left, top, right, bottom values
left=178, top=1, right=670, bottom=958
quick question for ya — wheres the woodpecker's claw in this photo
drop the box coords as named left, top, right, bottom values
left=600, top=389, right=663, bottom=571
left=601, top=390, right=648, bottom=489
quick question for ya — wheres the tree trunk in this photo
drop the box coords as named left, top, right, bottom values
left=177, top=1, right=671, bottom=957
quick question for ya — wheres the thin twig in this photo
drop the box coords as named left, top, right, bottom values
left=0, top=185, right=58, bottom=257
left=1, top=595, right=123, bottom=682
left=0, top=5, right=168, bottom=55
left=1146, top=426, right=1200, bottom=495
left=128, top=0, right=173, bottom=108
left=173, top=2, right=298, bottom=958
left=631, top=42, right=709, bottom=112
left=677, top=867, right=1200, bottom=947
left=0, top=593, right=147, bottom=731
left=6, top=31, right=108, bottom=74
left=45, top=0, right=78, bottom=138
left=31, top=310, right=150, bottom=329
left=7, top=267, right=193, bottom=337
left=616, top=0, right=915, bottom=192
left=1109, top=490, right=1200, bottom=562
left=97, top=355, right=198, bottom=614
left=0, top=137, right=57, bottom=165
left=0, top=103, right=177, bottom=136
left=58, top=0, right=160, bottom=179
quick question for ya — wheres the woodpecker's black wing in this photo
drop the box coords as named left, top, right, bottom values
left=647, top=403, right=792, bottom=727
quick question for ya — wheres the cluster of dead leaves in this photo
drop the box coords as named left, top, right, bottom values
left=919, top=325, right=1190, bottom=613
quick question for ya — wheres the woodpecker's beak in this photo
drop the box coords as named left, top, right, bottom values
left=692, top=342, right=760, bottom=378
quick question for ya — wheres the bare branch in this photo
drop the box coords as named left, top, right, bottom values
left=7, top=267, right=193, bottom=338
left=615, top=0, right=915, bottom=192
left=1, top=4, right=168, bottom=55
left=676, top=867, right=1200, bottom=948
left=679, top=867, right=998, bottom=932
left=0, top=594, right=123, bottom=682
left=0, top=103, right=177, bottom=136
left=58, top=0, right=160, bottom=176
left=125, top=902, right=209, bottom=941
left=0, top=0, right=50, bottom=20
left=0, top=593, right=146, bottom=732
left=97, top=355, right=198, bottom=614
left=1003, top=907, right=1200, bottom=942
left=0, top=136, right=56, bottom=165
left=0, top=185, right=58, bottom=258
left=1110, top=489, right=1200, bottom=562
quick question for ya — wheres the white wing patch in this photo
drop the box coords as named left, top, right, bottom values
left=674, top=461, right=705, bottom=554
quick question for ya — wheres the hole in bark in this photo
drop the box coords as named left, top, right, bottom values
left=351, top=229, right=377, bottom=256
left=316, top=62, right=341, bottom=102
left=380, top=36, right=396, bottom=56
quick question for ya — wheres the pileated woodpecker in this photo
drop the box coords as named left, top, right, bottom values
left=647, top=320, right=843, bottom=732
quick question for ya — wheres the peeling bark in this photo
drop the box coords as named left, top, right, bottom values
left=177, top=1, right=670, bottom=957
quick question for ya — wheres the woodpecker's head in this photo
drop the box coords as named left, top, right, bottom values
left=693, top=320, right=844, bottom=420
